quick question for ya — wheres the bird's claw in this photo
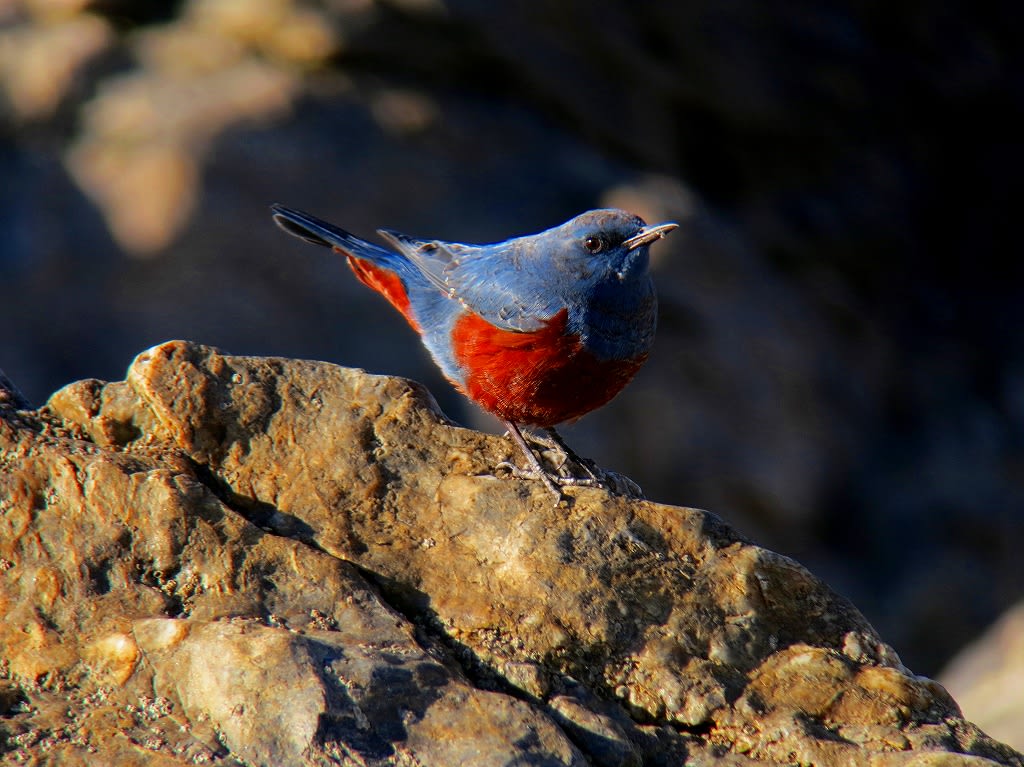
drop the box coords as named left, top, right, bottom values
left=495, top=461, right=604, bottom=505
left=496, top=461, right=606, bottom=488
left=499, top=421, right=643, bottom=503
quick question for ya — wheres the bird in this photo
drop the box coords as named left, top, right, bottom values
left=271, top=203, right=676, bottom=499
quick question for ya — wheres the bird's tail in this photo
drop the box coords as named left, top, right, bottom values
left=271, top=203, right=427, bottom=329
left=271, top=204, right=404, bottom=268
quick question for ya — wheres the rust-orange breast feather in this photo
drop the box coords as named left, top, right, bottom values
left=451, top=308, right=647, bottom=427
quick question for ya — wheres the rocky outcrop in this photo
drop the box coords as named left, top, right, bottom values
left=1, top=341, right=1020, bottom=766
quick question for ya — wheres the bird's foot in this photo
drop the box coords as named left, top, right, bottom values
left=495, top=461, right=604, bottom=505
left=535, top=427, right=644, bottom=498
left=498, top=422, right=644, bottom=502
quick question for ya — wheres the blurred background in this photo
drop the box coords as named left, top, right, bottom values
left=1, top=0, right=1023, bottom=745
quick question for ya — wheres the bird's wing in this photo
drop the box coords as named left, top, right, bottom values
left=377, top=229, right=562, bottom=333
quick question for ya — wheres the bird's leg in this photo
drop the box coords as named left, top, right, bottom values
left=500, top=421, right=563, bottom=499
left=498, top=421, right=605, bottom=500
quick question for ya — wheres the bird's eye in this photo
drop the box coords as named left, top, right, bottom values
left=583, top=235, right=604, bottom=254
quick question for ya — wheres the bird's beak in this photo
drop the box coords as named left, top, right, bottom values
left=624, top=222, right=678, bottom=251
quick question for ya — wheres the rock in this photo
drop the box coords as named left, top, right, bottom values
left=940, top=600, right=1024, bottom=753
left=1, top=340, right=1020, bottom=766
left=0, top=368, right=31, bottom=411
left=4, top=0, right=1024, bottom=686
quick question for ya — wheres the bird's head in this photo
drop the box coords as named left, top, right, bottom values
left=544, top=209, right=677, bottom=287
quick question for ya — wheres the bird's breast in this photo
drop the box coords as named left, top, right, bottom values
left=450, top=308, right=647, bottom=427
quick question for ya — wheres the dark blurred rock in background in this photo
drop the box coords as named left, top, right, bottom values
left=1, top=0, right=1022, bottom=696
